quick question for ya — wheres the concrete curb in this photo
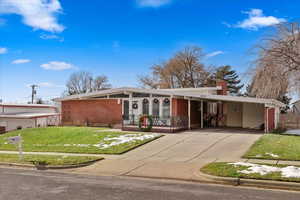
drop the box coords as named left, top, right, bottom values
left=0, top=158, right=103, bottom=170
left=198, top=171, right=300, bottom=191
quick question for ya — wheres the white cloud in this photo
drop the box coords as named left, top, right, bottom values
left=136, top=0, right=171, bottom=8
left=26, top=82, right=64, bottom=88
left=0, top=47, right=7, bottom=54
left=0, top=0, right=65, bottom=32
left=38, top=82, right=64, bottom=88
left=206, top=51, right=224, bottom=58
left=12, top=59, right=31, bottom=64
left=40, top=61, right=75, bottom=71
left=40, top=33, right=64, bottom=42
left=237, top=9, right=286, bottom=30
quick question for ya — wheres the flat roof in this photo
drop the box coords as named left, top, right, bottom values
left=0, top=112, right=59, bottom=119
left=0, top=103, right=57, bottom=108
left=53, top=87, right=284, bottom=108
left=53, top=87, right=220, bottom=101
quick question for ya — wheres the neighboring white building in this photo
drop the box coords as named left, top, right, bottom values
left=0, top=104, right=60, bottom=132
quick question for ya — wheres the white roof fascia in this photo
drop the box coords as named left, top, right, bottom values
left=184, top=94, right=285, bottom=108
left=159, top=87, right=220, bottom=92
left=54, top=88, right=175, bottom=102
left=0, top=113, right=59, bottom=119
left=0, top=103, right=56, bottom=108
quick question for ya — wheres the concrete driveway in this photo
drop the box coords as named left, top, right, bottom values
left=66, top=130, right=262, bottom=181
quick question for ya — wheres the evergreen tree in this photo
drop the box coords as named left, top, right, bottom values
left=277, top=95, right=291, bottom=113
left=214, top=65, right=244, bottom=95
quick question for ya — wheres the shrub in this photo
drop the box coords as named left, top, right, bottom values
left=272, top=127, right=287, bottom=134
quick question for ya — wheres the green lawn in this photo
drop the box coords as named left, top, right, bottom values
left=0, top=153, right=102, bottom=166
left=244, top=134, right=300, bottom=161
left=0, top=127, right=162, bottom=154
left=201, top=162, right=300, bottom=183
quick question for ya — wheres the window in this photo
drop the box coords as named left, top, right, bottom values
left=162, top=98, right=170, bottom=118
left=133, top=93, right=150, bottom=98
left=142, top=99, right=149, bottom=115
left=123, top=100, right=129, bottom=120
left=152, top=99, right=160, bottom=117
left=109, top=94, right=130, bottom=98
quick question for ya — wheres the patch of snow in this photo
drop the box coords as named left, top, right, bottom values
left=281, top=166, right=300, bottom=178
left=265, top=152, right=279, bottom=158
left=95, top=133, right=161, bottom=149
left=283, top=130, right=300, bottom=136
left=230, top=162, right=300, bottom=178
left=31, top=133, right=160, bottom=149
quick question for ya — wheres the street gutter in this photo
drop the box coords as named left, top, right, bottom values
left=198, top=170, right=300, bottom=191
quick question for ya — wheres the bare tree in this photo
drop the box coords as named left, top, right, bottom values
left=139, top=46, right=211, bottom=89
left=65, top=71, right=111, bottom=95
left=250, top=22, right=300, bottom=99
left=93, top=75, right=111, bottom=91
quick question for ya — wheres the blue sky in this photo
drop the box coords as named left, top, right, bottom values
left=0, top=0, right=297, bottom=102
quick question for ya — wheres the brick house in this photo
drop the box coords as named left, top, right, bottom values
left=54, top=81, right=284, bottom=133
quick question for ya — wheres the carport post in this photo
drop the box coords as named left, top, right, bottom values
left=188, top=98, right=191, bottom=129
left=265, top=106, right=269, bottom=133
left=201, top=100, right=203, bottom=128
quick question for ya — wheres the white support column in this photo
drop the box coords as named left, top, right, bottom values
left=201, top=100, right=203, bottom=129
left=170, top=97, right=173, bottom=117
left=265, top=107, right=269, bottom=133
left=188, top=98, right=191, bottom=130
left=149, top=95, right=153, bottom=115
left=129, top=93, right=133, bottom=115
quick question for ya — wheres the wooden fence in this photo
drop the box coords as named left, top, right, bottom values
left=279, top=113, right=300, bottom=129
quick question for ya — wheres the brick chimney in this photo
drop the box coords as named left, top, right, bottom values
left=216, top=80, right=228, bottom=95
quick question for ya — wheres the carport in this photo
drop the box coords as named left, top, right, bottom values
left=184, top=94, right=285, bottom=133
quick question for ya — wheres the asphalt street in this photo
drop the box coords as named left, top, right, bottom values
left=0, top=167, right=299, bottom=200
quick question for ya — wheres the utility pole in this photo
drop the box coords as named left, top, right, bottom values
left=30, top=84, right=38, bottom=104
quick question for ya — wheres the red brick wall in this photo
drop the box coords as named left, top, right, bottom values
left=216, top=80, right=228, bottom=95
left=172, top=98, right=188, bottom=116
left=172, top=99, right=200, bottom=128
left=265, top=107, right=275, bottom=132
left=61, top=99, right=122, bottom=126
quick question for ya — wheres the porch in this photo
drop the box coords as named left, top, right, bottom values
left=121, top=95, right=277, bottom=133
left=122, top=114, right=188, bottom=133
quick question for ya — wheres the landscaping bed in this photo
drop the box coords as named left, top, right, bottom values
left=201, top=162, right=300, bottom=183
left=244, top=134, right=300, bottom=161
left=0, top=127, right=162, bottom=154
left=0, top=153, right=102, bottom=167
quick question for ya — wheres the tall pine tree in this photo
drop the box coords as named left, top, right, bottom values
left=214, top=65, right=244, bottom=95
